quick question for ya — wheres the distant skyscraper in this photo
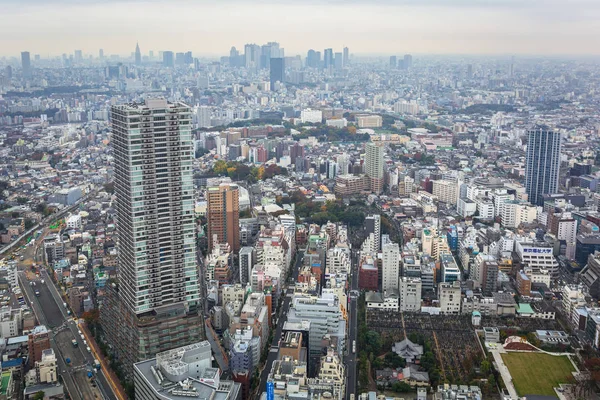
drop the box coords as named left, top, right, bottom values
left=74, top=50, right=83, bottom=62
left=260, top=44, right=272, bottom=70
left=99, top=49, right=104, bottom=59
left=229, top=46, right=239, bottom=67
left=268, top=42, right=283, bottom=58
left=509, top=56, right=515, bottom=77
left=334, top=52, right=343, bottom=70
left=244, top=43, right=260, bottom=69
left=269, top=57, right=285, bottom=90
left=525, top=126, right=562, bottom=206
left=104, top=98, right=203, bottom=375
left=207, top=183, right=240, bottom=253
left=324, top=48, right=333, bottom=69
left=365, top=142, right=384, bottom=194
left=467, top=64, right=473, bottom=78
left=4, top=66, right=12, bottom=79
left=389, top=55, right=397, bottom=68
left=135, top=42, right=141, bottom=65
left=21, top=51, right=31, bottom=78
left=163, top=51, right=174, bottom=67
left=306, top=49, right=321, bottom=68
left=343, top=46, right=349, bottom=67
left=403, top=54, right=413, bottom=69
left=149, top=50, right=154, bottom=59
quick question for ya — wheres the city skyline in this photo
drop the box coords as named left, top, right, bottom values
left=2, top=0, right=600, bottom=57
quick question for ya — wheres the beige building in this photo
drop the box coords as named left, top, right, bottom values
left=317, top=347, right=346, bottom=399
left=365, top=142, right=384, bottom=194
left=221, top=284, right=246, bottom=306
left=334, top=174, right=368, bottom=196
left=356, top=114, right=383, bottom=128
left=439, top=281, right=461, bottom=315
left=36, top=348, right=58, bottom=384
left=432, top=179, right=458, bottom=205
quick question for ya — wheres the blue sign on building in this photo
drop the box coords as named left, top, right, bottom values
left=267, top=381, right=274, bottom=400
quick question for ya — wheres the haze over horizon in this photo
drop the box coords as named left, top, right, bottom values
left=2, top=0, right=600, bottom=58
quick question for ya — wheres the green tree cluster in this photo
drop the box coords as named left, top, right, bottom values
left=281, top=192, right=365, bottom=227
left=293, top=125, right=370, bottom=143
left=392, top=381, right=412, bottom=393
left=210, top=160, right=287, bottom=183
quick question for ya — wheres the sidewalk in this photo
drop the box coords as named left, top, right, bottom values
left=491, top=349, right=519, bottom=400
left=81, top=322, right=128, bottom=400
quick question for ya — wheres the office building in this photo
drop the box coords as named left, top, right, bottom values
left=432, top=180, right=458, bottom=206
left=244, top=43, right=260, bottom=69
left=286, top=293, right=346, bottom=375
left=134, top=341, right=241, bottom=400
left=439, top=282, right=461, bottom=315
left=334, top=174, right=368, bottom=196
left=163, top=51, right=174, bottom=68
left=364, top=214, right=381, bottom=252
left=35, top=348, right=58, bottom=384
left=403, top=54, right=413, bottom=69
left=197, top=106, right=211, bottom=129
left=229, top=46, right=240, bottom=67
left=74, top=49, right=83, bottom=62
left=382, top=243, right=400, bottom=295
left=207, top=183, right=240, bottom=253
left=300, top=108, right=323, bottom=124
left=499, top=200, right=536, bottom=228
left=269, top=57, right=285, bottom=90
left=334, top=52, right=343, bottom=70
left=239, top=247, right=255, bottom=285
left=399, top=277, right=422, bottom=312
left=515, top=238, right=559, bottom=276
left=324, top=48, right=333, bottom=69
left=307, top=49, right=321, bottom=68
left=135, top=42, right=141, bottom=65
left=365, top=142, right=384, bottom=194
left=21, top=51, right=31, bottom=78
left=28, top=326, right=51, bottom=368
left=104, top=99, right=203, bottom=376
left=356, top=114, right=383, bottom=128
left=389, top=55, right=397, bottom=68
left=99, top=49, right=104, bottom=59
left=471, top=254, right=498, bottom=295
left=343, top=46, right=349, bottom=67
left=525, top=127, right=562, bottom=205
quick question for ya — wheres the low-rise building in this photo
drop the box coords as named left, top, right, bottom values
left=134, top=341, right=241, bottom=400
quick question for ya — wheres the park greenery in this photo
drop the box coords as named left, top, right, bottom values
left=462, top=104, right=515, bottom=115
left=210, top=160, right=288, bottom=183
left=277, top=191, right=366, bottom=227
left=292, top=125, right=370, bottom=143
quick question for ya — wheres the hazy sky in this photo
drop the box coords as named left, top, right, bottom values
left=2, top=0, right=600, bottom=57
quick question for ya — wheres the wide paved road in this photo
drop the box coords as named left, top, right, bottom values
left=39, top=268, right=118, bottom=400
left=20, top=269, right=117, bottom=400
left=19, top=271, right=90, bottom=400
